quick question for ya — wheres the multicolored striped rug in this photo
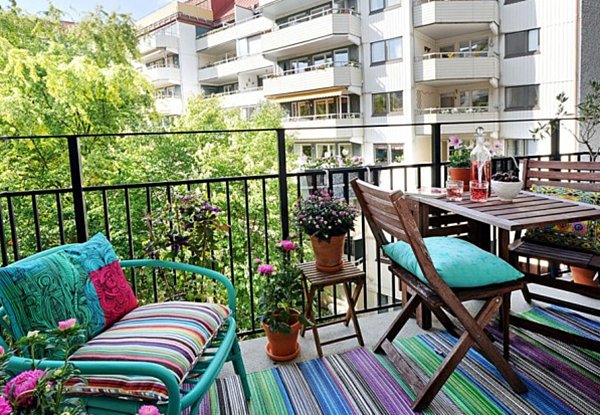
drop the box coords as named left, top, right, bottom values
left=196, top=307, right=600, bottom=415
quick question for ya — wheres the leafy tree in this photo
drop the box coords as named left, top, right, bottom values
left=0, top=3, right=156, bottom=190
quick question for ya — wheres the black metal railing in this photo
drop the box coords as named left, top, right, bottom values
left=0, top=118, right=584, bottom=335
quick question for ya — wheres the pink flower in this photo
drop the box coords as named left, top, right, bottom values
left=449, top=135, right=462, bottom=149
left=257, top=264, right=274, bottom=275
left=58, top=318, right=77, bottom=331
left=279, top=240, right=296, bottom=252
left=288, top=232, right=297, bottom=238
left=0, top=346, right=4, bottom=356
left=4, top=369, right=45, bottom=408
left=253, top=258, right=262, bottom=264
left=493, top=140, right=503, bottom=149
left=139, top=405, right=161, bottom=415
left=0, top=396, right=11, bottom=415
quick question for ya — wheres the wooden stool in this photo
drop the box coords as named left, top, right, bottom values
left=297, top=261, right=365, bottom=357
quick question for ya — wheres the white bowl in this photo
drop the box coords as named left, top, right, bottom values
left=491, top=180, right=523, bottom=202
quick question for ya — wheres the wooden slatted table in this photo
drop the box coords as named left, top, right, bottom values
left=297, top=261, right=365, bottom=357
left=408, top=190, right=600, bottom=351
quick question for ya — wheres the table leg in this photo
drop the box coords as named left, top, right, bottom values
left=498, top=229, right=510, bottom=261
left=344, top=279, right=364, bottom=327
left=301, top=282, right=316, bottom=338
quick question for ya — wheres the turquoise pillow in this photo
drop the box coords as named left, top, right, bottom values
left=383, top=237, right=523, bottom=288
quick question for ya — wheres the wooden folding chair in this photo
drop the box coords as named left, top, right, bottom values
left=351, top=179, right=527, bottom=411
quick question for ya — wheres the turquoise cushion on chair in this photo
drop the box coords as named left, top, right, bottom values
left=383, top=237, right=523, bottom=288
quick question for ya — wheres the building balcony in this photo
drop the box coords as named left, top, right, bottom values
left=263, top=62, right=362, bottom=98
left=413, top=0, right=499, bottom=39
left=155, top=97, right=183, bottom=116
left=139, top=33, right=179, bottom=57
left=198, top=54, right=273, bottom=82
left=283, top=113, right=364, bottom=141
left=415, top=106, right=499, bottom=135
left=196, top=15, right=272, bottom=53
left=414, top=52, right=499, bottom=85
left=261, top=8, right=361, bottom=59
left=144, top=66, right=181, bottom=88
left=215, top=87, right=265, bottom=108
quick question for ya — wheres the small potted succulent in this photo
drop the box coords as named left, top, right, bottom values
left=255, top=239, right=311, bottom=361
left=491, top=170, right=523, bottom=202
left=293, top=190, right=359, bottom=272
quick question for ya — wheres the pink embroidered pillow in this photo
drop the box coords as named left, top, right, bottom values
left=66, top=233, right=138, bottom=330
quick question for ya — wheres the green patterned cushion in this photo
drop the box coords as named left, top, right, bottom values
left=524, top=184, right=600, bottom=254
left=383, top=237, right=523, bottom=288
left=0, top=251, right=104, bottom=341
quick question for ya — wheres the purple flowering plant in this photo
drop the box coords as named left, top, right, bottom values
left=293, top=190, right=359, bottom=241
left=255, top=239, right=311, bottom=334
left=143, top=189, right=229, bottom=300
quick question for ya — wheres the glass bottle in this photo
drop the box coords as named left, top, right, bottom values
left=470, top=127, right=491, bottom=196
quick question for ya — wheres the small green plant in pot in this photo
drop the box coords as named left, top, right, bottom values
left=293, top=190, right=359, bottom=272
left=255, top=239, right=311, bottom=361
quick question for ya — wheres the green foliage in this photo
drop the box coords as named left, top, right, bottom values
left=531, top=80, right=600, bottom=160
left=143, top=189, right=229, bottom=301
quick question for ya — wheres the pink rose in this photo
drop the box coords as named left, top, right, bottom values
left=4, top=369, right=45, bottom=408
left=139, top=405, right=161, bottom=415
left=0, top=396, right=11, bottom=415
left=257, top=264, right=274, bottom=275
left=279, top=240, right=296, bottom=252
left=58, top=318, right=77, bottom=331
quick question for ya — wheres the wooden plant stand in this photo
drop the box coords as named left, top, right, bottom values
left=297, top=261, right=365, bottom=357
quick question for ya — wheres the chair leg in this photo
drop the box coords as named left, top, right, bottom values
left=521, top=285, right=532, bottom=304
left=374, top=294, right=421, bottom=353
left=231, top=337, right=251, bottom=399
left=501, top=292, right=511, bottom=359
left=412, top=296, right=523, bottom=411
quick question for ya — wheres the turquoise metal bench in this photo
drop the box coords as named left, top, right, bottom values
left=0, top=244, right=250, bottom=415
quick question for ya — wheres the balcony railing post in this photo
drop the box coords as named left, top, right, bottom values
left=67, top=135, right=88, bottom=243
left=551, top=119, right=561, bottom=161
left=276, top=128, right=289, bottom=239
left=431, top=123, right=442, bottom=188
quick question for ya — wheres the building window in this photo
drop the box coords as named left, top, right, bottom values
left=372, top=91, right=403, bottom=116
left=440, top=93, right=455, bottom=108
left=370, top=0, right=400, bottom=13
left=505, top=0, right=525, bottom=4
left=505, top=84, right=539, bottom=111
left=371, top=37, right=402, bottom=65
left=505, top=28, right=539, bottom=58
left=460, top=89, right=489, bottom=108
left=375, top=144, right=404, bottom=164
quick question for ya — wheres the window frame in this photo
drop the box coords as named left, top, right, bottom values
left=370, top=0, right=401, bottom=14
left=372, top=91, right=403, bottom=116
left=505, top=28, right=540, bottom=58
left=370, top=37, right=402, bottom=65
left=504, top=0, right=525, bottom=4
left=505, top=84, right=539, bottom=111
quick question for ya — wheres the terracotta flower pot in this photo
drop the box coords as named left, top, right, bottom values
left=571, top=266, right=598, bottom=286
left=311, top=235, right=345, bottom=272
left=263, top=310, right=301, bottom=362
left=448, top=167, right=471, bottom=190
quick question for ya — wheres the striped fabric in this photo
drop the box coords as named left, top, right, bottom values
left=192, top=306, right=600, bottom=415
left=69, top=301, right=230, bottom=402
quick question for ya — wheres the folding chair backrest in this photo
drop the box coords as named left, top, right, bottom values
left=522, top=160, right=600, bottom=192
left=351, top=179, right=447, bottom=291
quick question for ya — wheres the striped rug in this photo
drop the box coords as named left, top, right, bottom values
left=196, top=307, right=600, bottom=415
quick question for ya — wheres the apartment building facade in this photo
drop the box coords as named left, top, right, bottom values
left=136, top=0, right=591, bottom=162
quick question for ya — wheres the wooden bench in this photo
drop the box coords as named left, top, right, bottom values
left=509, top=160, right=600, bottom=317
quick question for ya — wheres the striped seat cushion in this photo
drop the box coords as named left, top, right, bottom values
left=68, top=301, right=230, bottom=402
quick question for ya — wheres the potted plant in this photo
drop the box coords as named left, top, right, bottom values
left=255, top=239, right=310, bottom=361
left=448, top=135, right=471, bottom=189
left=293, top=190, right=359, bottom=272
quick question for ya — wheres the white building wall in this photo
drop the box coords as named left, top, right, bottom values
left=176, top=22, right=202, bottom=106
